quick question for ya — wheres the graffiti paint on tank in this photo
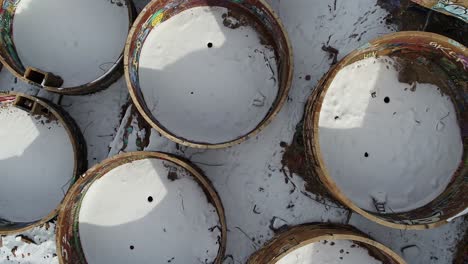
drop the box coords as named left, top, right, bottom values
left=434, top=0, right=468, bottom=21
left=129, top=8, right=166, bottom=87
left=0, top=0, right=24, bottom=72
left=430, top=41, right=468, bottom=70
left=411, top=0, right=468, bottom=22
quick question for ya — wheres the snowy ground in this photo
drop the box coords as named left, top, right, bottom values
left=1, top=0, right=466, bottom=264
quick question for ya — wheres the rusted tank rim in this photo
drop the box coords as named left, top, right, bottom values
left=56, top=151, right=227, bottom=264
left=247, top=223, right=406, bottom=264
left=0, top=0, right=136, bottom=95
left=0, top=91, right=87, bottom=235
left=304, top=31, right=468, bottom=230
left=124, top=0, right=293, bottom=149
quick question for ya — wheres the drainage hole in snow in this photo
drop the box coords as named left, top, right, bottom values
left=334, top=116, right=339, bottom=120
left=130, top=245, right=135, bottom=250
left=364, top=152, right=369, bottom=158
left=384, top=97, right=390, bottom=103
left=207, top=42, right=213, bottom=48
left=147, top=196, right=153, bottom=203
left=190, top=92, right=194, bottom=95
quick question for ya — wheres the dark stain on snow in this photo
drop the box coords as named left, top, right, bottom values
left=321, top=45, right=339, bottom=65
left=377, top=0, right=467, bottom=44
left=11, top=246, right=17, bottom=257
left=281, top=120, right=344, bottom=208
left=269, top=216, right=289, bottom=233
left=16, top=235, right=36, bottom=245
left=253, top=205, right=261, bottom=214
left=167, top=171, right=179, bottom=181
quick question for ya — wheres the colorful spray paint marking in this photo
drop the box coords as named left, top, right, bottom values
left=448, top=39, right=467, bottom=51
left=0, top=0, right=24, bottom=72
left=358, top=40, right=467, bottom=70
left=430, top=41, right=468, bottom=70
left=363, top=51, right=377, bottom=59
left=130, top=9, right=166, bottom=88
left=0, top=95, right=15, bottom=103
left=411, top=0, right=468, bottom=22
left=434, top=0, right=468, bottom=21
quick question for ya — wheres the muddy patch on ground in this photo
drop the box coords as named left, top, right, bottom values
left=281, top=120, right=341, bottom=205
left=377, top=0, right=467, bottom=44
